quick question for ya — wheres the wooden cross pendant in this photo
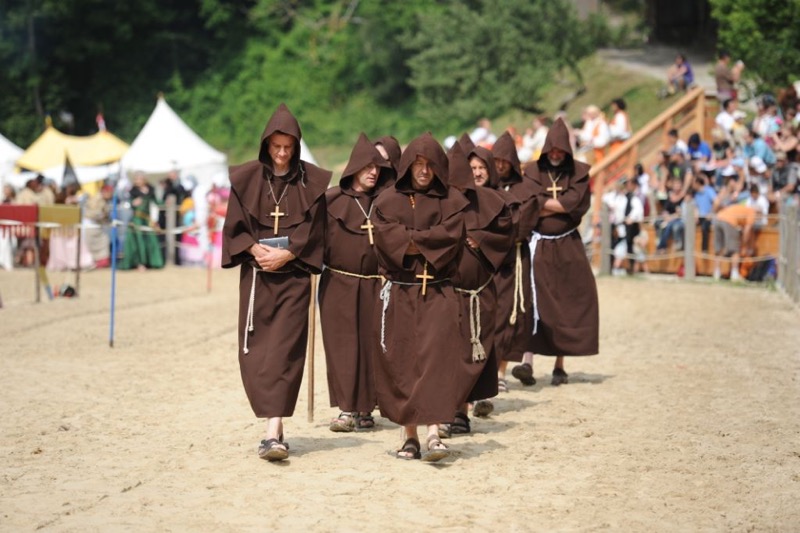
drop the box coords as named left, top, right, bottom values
left=361, top=218, right=375, bottom=245
left=270, top=205, right=285, bottom=236
left=547, top=182, right=563, bottom=199
left=416, top=261, right=434, bottom=296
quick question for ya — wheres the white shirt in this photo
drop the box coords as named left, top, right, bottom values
left=745, top=194, right=769, bottom=226
left=580, top=117, right=610, bottom=149
left=716, top=111, right=735, bottom=134
left=609, top=111, right=631, bottom=142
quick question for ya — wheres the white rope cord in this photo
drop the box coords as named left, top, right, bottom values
left=378, top=276, right=449, bottom=353
left=379, top=281, right=393, bottom=353
left=325, top=265, right=385, bottom=280
left=454, top=276, right=493, bottom=362
left=243, top=266, right=258, bottom=354
left=509, top=242, right=525, bottom=325
left=530, top=228, right=577, bottom=335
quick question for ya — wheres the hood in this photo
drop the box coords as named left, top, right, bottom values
left=491, top=132, right=522, bottom=177
left=375, top=135, right=402, bottom=172
left=458, top=132, right=476, bottom=153
left=447, top=141, right=475, bottom=193
left=258, top=103, right=303, bottom=174
left=396, top=132, right=449, bottom=196
left=469, top=146, right=499, bottom=188
left=538, top=117, right=575, bottom=168
left=339, top=132, right=391, bottom=193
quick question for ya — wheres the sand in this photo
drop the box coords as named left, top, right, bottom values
left=1, top=267, right=798, bottom=532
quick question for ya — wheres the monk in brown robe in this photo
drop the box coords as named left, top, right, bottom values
left=319, top=133, right=391, bottom=433
left=491, top=132, right=539, bottom=390
left=441, top=143, right=513, bottom=437
left=374, top=135, right=401, bottom=175
left=222, top=103, right=331, bottom=462
left=522, top=117, right=599, bottom=385
left=372, top=132, right=469, bottom=462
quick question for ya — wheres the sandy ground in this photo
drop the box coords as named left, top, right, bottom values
left=1, top=266, right=799, bottom=532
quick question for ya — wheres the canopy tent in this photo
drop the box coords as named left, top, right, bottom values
left=1, top=133, right=24, bottom=201
left=16, top=127, right=128, bottom=171
left=121, top=96, right=228, bottom=186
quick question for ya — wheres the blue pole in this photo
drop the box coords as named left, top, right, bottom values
left=109, top=189, right=119, bottom=348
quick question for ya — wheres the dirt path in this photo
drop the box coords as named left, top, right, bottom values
left=600, top=44, right=716, bottom=91
left=1, top=268, right=798, bottom=531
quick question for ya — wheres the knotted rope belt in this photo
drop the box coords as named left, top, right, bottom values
left=379, top=277, right=450, bottom=353
left=454, top=276, right=494, bottom=362
left=242, top=265, right=300, bottom=354
left=324, top=265, right=384, bottom=280
left=509, top=241, right=525, bottom=325
left=529, top=228, right=577, bottom=335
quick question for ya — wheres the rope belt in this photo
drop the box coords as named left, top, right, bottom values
left=509, top=241, right=525, bottom=325
left=379, top=277, right=450, bottom=353
left=325, top=265, right=384, bottom=280
left=529, top=228, right=576, bottom=335
left=454, top=277, right=493, bottom=362
left=242, top=264, right=299, bottom=354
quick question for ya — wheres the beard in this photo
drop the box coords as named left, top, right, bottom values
left=548, top=155, right=565, bottom=167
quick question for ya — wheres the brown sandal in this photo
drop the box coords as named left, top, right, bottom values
left=422, top=434, right=450, bottom=463
left=396, top=438, right=421, bottom=460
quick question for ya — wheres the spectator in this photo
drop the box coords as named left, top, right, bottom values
left=666, top=128, right=688, bottom=156
left=748, top=156, right=771, bottom=197
left=84, top=185, right=114, bottom=268
left=691, top=175, right=717, bottom=251
left=687, top=132, right=713, bottom=177
left=745, top=183, right=769, bottom=230
left=579, top=105, right=610, bottom=163
left=665, top=53, right=694, bottom=95
left=730, top=110, right=750, bottom=147
left=714, top=174, right=745, bottom=212
left=712, top=204, right=756, bottom=282
left=752, top=100, right=781, bottom=144
left=742, top=129, right=776, bottom=167
left=470, top=118, right=497, bottom=148
left=615, top=177, right=644, bottom=274
left=1, top=184, right=15, bottom=204
left=770, top=151, right=799, bottom=205
left=656, top=178, right=686, bottom=252
left=715, top=50, right=744, bottom=102
left=715, top=99, right=738, bottom=139
left=608, top=98, right=631, bottom=152
left=521, top=116, right=549, bottom=161
left=773, top=121, right=798, bottom=161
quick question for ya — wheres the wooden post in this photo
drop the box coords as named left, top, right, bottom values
left=34, top=226, right=41, bottom=303
left=788, top=205, right=799, bottom=302
left=75, top=205, right=82, bottom=297
left=600, top=202, right=611, bottom=276
left=165, top=196, right=176, bottom=266
left=306, top=274, right=318, bottom=422
left=684, top=201, right=696, bottom=280
left=778, top=202, right=787, bottom=290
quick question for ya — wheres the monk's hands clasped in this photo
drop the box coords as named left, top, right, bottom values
left=250, top=243, right=295, bottom=271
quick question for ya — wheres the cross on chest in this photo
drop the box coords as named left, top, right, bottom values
left=416, top=261, right=434, bottom=296
left=361, top=218, right=375, bottom=245
left=547, top=182, right=563, bottom=199
left=270, top=205, right=285, bottom=235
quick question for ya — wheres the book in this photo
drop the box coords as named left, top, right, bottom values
left=259, top=236, right=289, bottom=249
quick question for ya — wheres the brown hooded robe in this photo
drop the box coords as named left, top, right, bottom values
left=523, top=118, right=599, bottom=356
left=491, top=132, right=539, bottom=361
left=371, top=133, right=471, bottom=425
left=375, top=135, right=402, bottom=175
left=222, top=103, right=331, bottom=418
left=319, top=133, right=391, bottom=413
left=450, top=144, right=514, bottom=402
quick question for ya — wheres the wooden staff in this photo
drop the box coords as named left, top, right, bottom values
left=306, top=274, right=318, bottom=422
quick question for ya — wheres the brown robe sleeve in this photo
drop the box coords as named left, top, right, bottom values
left=373, top=198, right=413, bottom=273
left=411, top=209, right=465, bottom=272
left=221, top=187, right=257, bottom=268
left=469, top=207, right=514, bottom=272
left=550, top=164, right=591, bottom=224
left=286, top=193, right=326, bottom=274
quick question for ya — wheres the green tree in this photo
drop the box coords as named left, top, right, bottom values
left=710, top=0, right=800, bottom=89
left=405, top=0, right=593, bottom=125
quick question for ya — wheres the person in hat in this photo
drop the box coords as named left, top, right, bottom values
left=222, top=103, right=331, bottom=462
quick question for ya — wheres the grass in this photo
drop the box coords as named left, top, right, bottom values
left=307, top=52, right=675, bottom=173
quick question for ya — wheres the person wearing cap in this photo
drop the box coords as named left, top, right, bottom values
left=748, top=156, right=771, bottom=196
left=222, top=103, right=331, bottom=462
left=371, top=133, right=469, bottom=462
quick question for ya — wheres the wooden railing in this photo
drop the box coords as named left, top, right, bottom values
left=588, top=86, right=711, bottom=224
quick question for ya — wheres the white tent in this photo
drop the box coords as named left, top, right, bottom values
left=0, top=133, right=24, bottom=201
left=122, top=96, right=229, bottom=187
